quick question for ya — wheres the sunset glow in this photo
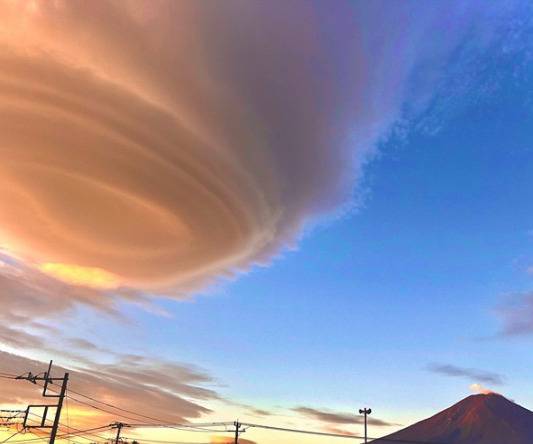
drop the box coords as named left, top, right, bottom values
left=38, top=263, right=120, bottom=289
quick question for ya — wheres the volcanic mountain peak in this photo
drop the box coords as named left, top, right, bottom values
left=373, top=393, right=533, bottom=444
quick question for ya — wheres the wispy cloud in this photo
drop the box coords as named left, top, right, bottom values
left=248, top=408, right=271, bottom=417
left=495, top=291, right=533, bottom=337
left=323, top=425, right=360, bottom=436
left=0, top=351, right=218, bottom=426
left=293, top=406, right=397, bottom=427
left=427, top=363, right=504, bottom=385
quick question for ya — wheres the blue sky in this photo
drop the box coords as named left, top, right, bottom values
left=71, top=35, right=533, bottom=426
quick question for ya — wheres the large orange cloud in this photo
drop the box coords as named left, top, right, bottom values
left=0, top=0, right=365, bottom=291
left=0, top=0, right=519, bottom=295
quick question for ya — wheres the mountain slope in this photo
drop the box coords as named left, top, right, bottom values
left=373, top=393, right=533, bottom=444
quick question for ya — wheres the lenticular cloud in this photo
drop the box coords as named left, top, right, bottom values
left=0, top=0, right=517, bottom=292
left=0, top=0, right=365, bottom=291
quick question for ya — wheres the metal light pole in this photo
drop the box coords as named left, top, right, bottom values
left=359, top=408, right=372, bottom=443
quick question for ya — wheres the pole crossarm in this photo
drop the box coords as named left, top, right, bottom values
left=111, top=422, right=130, bottom=444
left=15, top=361, right=69, bottom=444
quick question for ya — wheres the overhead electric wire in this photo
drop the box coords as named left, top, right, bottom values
left=118, top=424, right=234, bottom=434
left=0, top=430, right=23, bottom=444
left=2, top=366, right=448, bottom=444
left=122, top=438, right=211, bottom=444
left=65, top=388, right=70, bottom=444
left=31, top=378, right=228, bottom=432
left=125, top=423, right=233, bottom=431
left=65, top=388, right=177, bottom=425
left=23, top=382, right=230, bottom=439
left=4, top=367, right=229, bottom=434
left=27, top=428, right=88, bottom=444
left=25, top=412, right=111, bottom=443
left=241, top=422, right=365, bottom=439
left=240, top=422, right=447, bottom=444
left=26, top=382, right=148, bottom=425
left=63, top=388, right=229, bottom=433
left=4, top=426, right=114, bottom=444
left=36, top=383, right=231, bottom=434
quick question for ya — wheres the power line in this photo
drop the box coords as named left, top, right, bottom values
left=65, top=389, right=176, bottom=426
left=122, top=439, right=211, bottom=444
left=125, top=423, right=232, bottom=431
left=24, top=412, right=111, bottom=438
left=65, top=389, right=70, bottom=444
left=1, top=430, right=23, bottom=444
left=0, top=426, right=113, bottom=444
left=24, top=385, right=230, bottom=436
left=241, top=422, right=364, bottom=439
left=38, top=384, right=230, bottom=434
left=26, top=376, right=226, bottom=432
left=26, top=412, right=110, bottom=443
left=24, top=385, right=231, bottom=435
left=26, top=381, right=188, bottom=428
left=62, top=390, right=231, bottom=434
left=2, top=365, right=448, bottom=444
left=240, top=423, right=447, bottom=444
left=6, top=367, right=231, bottom=436
left=27, top=383, right=146, bottom=426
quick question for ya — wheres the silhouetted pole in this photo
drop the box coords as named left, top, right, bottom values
left=18, top=360, right=69, bottom=444
left=49, top=371, right=69, bottom=444
left=112, top=422, right=125, bottom=444
left=359, top=408, right=371, bottom=443
left=233, top=421, right=241, bottom=444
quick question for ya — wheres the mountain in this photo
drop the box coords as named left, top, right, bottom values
left=372, top=393, right=533, bottom=444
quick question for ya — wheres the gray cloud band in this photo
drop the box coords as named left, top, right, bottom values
left=0, top=351, right=217, bottom=425
left=427, top=363, right=504, bottom=386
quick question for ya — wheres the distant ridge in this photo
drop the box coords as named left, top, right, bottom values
left=372, top=393, right=533, bottom=444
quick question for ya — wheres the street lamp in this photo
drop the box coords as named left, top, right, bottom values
left=359, top=408, right=372, bottom=443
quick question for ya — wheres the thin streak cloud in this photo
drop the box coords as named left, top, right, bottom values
left=293, top=406, right=397, bottom=427
left=427, top=363, right=504, bottom=386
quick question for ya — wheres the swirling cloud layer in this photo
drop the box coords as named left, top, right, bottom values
left=0, top=0, right=520, bottom=294
left=0, top=0, right=364, bottom=291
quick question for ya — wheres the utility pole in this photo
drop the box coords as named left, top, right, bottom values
left=359, top=408, right=372, bottom=443
left=18, top=360, right=69, bottom=444
left=233, top=421, right=241, bottom=444
left=49, top=370, right=69, bottom=444
left=111, top=422, right=127, bottom=444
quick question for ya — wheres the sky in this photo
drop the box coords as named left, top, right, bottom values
left=3, top=1, right=533, bottom=443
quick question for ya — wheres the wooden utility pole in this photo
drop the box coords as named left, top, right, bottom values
left=233, top=421, right=241, bottom=444
left=49, top=371, right=69, bottom=444
left=112, top=422, right=126, bottom=444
